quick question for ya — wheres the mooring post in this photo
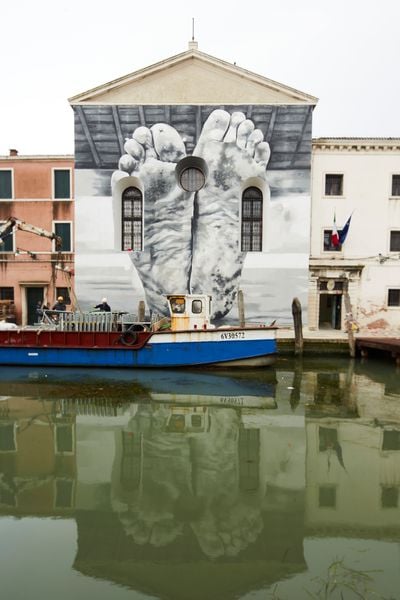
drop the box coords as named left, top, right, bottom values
left=290, top=360, right=303, bottom=410
left=238, top=289, right=245, bottom=328
left=138, top=300, right=145, bottom=322
left=343, top=292, right=356, bottom=358
left=292, top=297, right=303, bottom=356
left=347, top=325, right=356, bottom=359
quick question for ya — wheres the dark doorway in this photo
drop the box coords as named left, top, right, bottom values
left=318, top=294, right=342, bottom=330
left=26, top=287, right=44, bottom=325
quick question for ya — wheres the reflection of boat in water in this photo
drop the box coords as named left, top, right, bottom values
left=165, top=406, right=210, bottom=433
left=0, top=365, right=277, bottom=408
left=0, top=294, right=277, bottom=369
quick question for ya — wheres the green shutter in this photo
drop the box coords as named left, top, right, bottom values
left=54, top=170, right=70, bottom=199
left=0, top=171, right=12, bottom=199
left=0, top=223, right=14, bottom=252
left=55, top=223, right=71, bottom=252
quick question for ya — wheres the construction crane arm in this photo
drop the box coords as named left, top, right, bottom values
left=0, top=217, right=62, bottom=251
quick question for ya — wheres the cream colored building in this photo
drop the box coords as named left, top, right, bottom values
left=309, top=138, right=400, bottom=333
left=69, top=42, right=317, bottom=324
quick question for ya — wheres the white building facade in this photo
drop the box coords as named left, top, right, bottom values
left=309, top=138, right=400, bottom=334
left=69, top=43, right=317, bottom=325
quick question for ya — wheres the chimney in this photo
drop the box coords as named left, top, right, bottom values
left=9, top=149, right=18, bottom=157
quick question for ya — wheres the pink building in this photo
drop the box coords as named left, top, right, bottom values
left=0, top=150, right=74, bottom=325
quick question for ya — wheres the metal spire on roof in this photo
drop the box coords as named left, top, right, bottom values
left=189, top=18, right=198, bottom=50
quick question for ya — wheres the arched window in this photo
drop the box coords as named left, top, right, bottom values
left=122, top=187, right=142, bottom=251
left=241, top=187, right=263, bottom=251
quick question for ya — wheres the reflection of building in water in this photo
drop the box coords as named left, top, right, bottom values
left=2, top=365, right=400, bottom=598
left=353, top=372, right=400, bottom=423
left=111, top=403, right=306, bottom=559
left=0, top=398, right=76, bottom=512
left=0, top=395, right=308, bottom=598
left=72, top=402, right=307, bottom=599
left=306, top=417, right=400, bottom=532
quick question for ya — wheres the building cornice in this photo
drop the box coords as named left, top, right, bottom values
left=312, top=138, right=400, bottom=152
left=0, top=155, right=74, bottom=161
left=309, top=259, right=365, bottom=272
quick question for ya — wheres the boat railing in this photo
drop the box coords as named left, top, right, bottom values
left=60, top=398, right=130, bottom=416
left=41, top=310, right=120, bottom=332
left=121, top=313, right=142, bottom=327
left=40, top=309, right=156, bottom=332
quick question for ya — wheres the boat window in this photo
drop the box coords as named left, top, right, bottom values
left=171, top=298, right=185, bottom=314
left=192, top=300, right=202, bottom=314
left=167, top=415, right=185, bottom=432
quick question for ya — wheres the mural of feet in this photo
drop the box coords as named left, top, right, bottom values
left=112, top=110, right=271, bottom=319
left=112, top=124, right=193, bottom=315
left=191, top=109, right=271, bottom=319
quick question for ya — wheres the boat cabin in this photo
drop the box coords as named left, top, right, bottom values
left=164, top=406, right=210, bottom=433
left=167, top=294, right=213, bottom=332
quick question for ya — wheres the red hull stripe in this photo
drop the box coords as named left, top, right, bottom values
left=0, top=330, right=153, bottom=350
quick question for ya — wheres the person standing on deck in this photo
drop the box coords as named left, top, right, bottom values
left=52, top=296, right=66, bottom=311
left=94, top=298, right=111, bottom=312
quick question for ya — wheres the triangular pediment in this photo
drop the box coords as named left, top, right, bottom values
left=69, top=46, right=317, bottom=106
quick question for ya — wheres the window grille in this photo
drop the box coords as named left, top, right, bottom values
left=180, top=167, right=205, bottom=192
left=122, top=187, right=143, bottom=251
left=325, top=174, right=343, bottom=196
left=390, top=231, right=400, bottom=252
left=392, top=175, right=400, bottom=196
left=241, top=187, right=263, bottom=251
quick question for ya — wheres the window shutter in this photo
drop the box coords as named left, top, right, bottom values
left=0, top=171, right=12, bottom=199
left=54, top=170, right=71, bottom=199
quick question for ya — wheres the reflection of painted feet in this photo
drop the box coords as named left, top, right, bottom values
left=191, top=504, right=263, bottom=558
left=120, top=512, right=184, bottom=547
left=191, top=110, right=271, bottom=319
left=112, top=124, right=193, bottom=315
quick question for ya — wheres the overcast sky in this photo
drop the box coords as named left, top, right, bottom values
left=1, top=0, right=399, bottom=156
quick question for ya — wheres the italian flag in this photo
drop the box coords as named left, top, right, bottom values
left=331, top=212, right=340, bottom=247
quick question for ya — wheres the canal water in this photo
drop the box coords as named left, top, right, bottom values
left=0, top=358, right=399, bottom=600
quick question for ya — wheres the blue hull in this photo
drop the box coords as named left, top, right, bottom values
left=0, top=338, right=276, bottom=368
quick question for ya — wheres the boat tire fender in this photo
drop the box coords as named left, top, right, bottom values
left=120, top=330, right=138, bottom=346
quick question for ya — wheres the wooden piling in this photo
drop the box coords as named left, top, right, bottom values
left=138, top=300, right=146, bottom=322
left=290, top=360, right=303, bottom=410
left=238, top=289, right=245, bottom=328
left=343, top=292, right=356, bottom=358
left=292, top=297, right=303, bottom=356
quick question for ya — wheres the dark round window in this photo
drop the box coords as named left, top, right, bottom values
left=180, top=167, right=205, bottom=192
